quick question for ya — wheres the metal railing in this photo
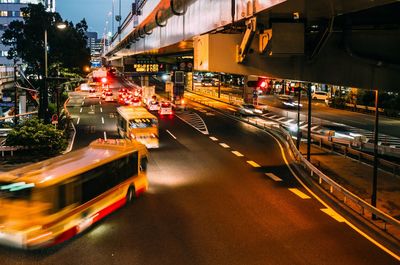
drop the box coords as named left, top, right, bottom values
left=185, top=93, right=400, bottom=240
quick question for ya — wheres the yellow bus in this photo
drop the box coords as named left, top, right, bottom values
left=116, top=106, right=159, bottom=148
left=0, top=139, right=148, bottom=249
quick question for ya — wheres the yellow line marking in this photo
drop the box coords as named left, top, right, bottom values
left=232, top=151, right=244, bottom=157
left=219, top=143, right=230, bottom=148
left=288, top=188, right=311, bottom=199
left=265, top=130, right=400, bottom=261
left=265, top=173, right=282, bottom=182
left=321, top=208, right=345, bottom=223
left=246, top=161, right=261, bottom=167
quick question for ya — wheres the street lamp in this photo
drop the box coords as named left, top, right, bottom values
left=41, top=22, right=66, bottom=122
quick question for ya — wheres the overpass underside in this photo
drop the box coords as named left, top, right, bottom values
left=105, top=0, right=400, bottom=91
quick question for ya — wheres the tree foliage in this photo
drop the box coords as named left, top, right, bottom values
left=1, top=3, right=91, bottom=76
left=5, top=118, right=67, bottom=155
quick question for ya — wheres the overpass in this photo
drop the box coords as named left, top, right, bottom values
left=103, top=0, right=400, bottom=91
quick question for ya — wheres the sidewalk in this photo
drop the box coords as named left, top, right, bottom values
left=186, top=90, right=400, bottom=220
left=300, top=143, right=400, bottom=219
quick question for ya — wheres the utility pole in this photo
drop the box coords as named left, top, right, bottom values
left=307, top=83, right=312, bottom=161
left=13, top=57, right=18, bottom=124
left=371, top=90, right=379, bottom=219
left=296, top=87, right=301, bottom=149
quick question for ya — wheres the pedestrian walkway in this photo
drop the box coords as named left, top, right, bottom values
left=185, top=90, right=400, bottom=221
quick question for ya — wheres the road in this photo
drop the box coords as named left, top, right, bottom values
left=0, top=78, right=397, bottom=264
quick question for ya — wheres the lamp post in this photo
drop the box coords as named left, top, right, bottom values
left=40, top=23, right=66, bottom=122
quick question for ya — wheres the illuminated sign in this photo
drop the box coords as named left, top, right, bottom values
left=133, top=64, right=159, bottom=73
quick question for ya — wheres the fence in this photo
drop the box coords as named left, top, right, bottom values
left=185, top=93, right=400, bottom=241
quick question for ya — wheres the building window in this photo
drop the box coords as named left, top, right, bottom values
left=1, top=51, right=9, bottom=57
left=0, top=11, right=8, bottom=17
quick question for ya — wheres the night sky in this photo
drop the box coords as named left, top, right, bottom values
left=57, top=0, right=131, bottom=36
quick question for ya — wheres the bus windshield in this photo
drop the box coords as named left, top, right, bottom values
left=129, top=118, right=157, bottom=129
left=0, top=182, right=34, bottom=201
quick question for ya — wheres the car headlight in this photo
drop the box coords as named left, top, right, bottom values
left=254, top=109, right=262, bottom=114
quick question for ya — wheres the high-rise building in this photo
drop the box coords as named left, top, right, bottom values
left=0, top=0, right=55, bottom=65
left=85, top=31, right=104, bottom=68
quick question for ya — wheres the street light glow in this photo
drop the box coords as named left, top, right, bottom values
left=56, top=23, right=67, bottom=30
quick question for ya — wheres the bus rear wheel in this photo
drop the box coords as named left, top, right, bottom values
left=126, top=186, right=136, bottom=204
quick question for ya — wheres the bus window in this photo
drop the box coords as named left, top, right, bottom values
left=140, top=156, right=148, bottom=172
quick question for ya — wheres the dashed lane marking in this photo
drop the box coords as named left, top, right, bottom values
left=166, top=130, right=177, bottom=140
left=76, top=117, right=80, bottom=125
left=100, top=107, right=103, bottom=113
left=101, top=117, right=104, bottom=124
left=209, top=136, right=218, bottom=141
left=321, top=208, right=345, bottom=223
left=79, top=108, right=83, bottom=113
left=219, top=143, right=230, bottom=148
left=288, top=188, right=311, bottom=199
left=265, top=173, right=282, bottom=182
left=231, top=151, right=244, bottom=157
left=246, top=161, right=261, bottom=168
left=103, top=131, right=107, bottom=141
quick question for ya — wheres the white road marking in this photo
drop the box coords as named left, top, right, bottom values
left=100, top=107, right=103, bottom=113
left=104, top=131, right=107, bottom=141
left=76, top=117, right=80, bottom=125
left=79, top=108, right=83, bottom=113
left=166, top=130, right=177, bottom=139
left=265, top=173, right=282, bottom=182
left=231, top=151, right=244, bottom=157
left=210, top=136, right=218, bottom=141
left=219, top=143, right=230, bottom=148
left=99, top=100, right=102, bottom=105
left=101, top=117, right=104, bottom=124
left=246, top=161, right=261, bottom=167
left=81, top=101, right=84, bottom=106
left=288, top=188, right=311, bottom=199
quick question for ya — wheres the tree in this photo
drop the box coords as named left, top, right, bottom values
left=2, top=3, right=90, bottom=122
left=5, top=118, right=67, bottom=155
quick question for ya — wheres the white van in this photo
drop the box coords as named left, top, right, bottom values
left=312, top=91, right=328, bottom=100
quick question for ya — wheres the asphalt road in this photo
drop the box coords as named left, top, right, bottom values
left=257, top=95, right=400, bottom=138
left=0, top=79, right=397, bottom=264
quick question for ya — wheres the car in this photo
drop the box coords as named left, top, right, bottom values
left=238, top=104, right=263, bottom=116
left=147, top=100, right=160, bottom=111
left=104, top=91, right=115, bottom=102
left=126, top=96, right=141, bottom=106
left=101, top=88, right=112, bottom=100
left=201, top=77, right=219, bottom=87
left=278, top=95, right=302, bottom=109
left=118, top=88, right=129, bottom=94
left=312, top=91, right=329, bottom=100
left=158, top=101, right=173, bottom=115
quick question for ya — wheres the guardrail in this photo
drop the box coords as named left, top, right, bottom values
left=185, top=93, right=400, bottom=240
left=279, top=127, right=400, bottom=238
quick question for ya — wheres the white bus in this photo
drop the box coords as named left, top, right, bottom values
left=116, top=106, right=159, bottom=148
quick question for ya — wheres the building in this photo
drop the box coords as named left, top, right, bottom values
left=0, top=0, right=55, bottom=65
left=85, top=31, right=104, bottom=68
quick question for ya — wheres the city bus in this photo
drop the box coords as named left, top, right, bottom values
left=116, top=106, right=159, bottom=148
left=0, top=139, right=148, bottom=249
